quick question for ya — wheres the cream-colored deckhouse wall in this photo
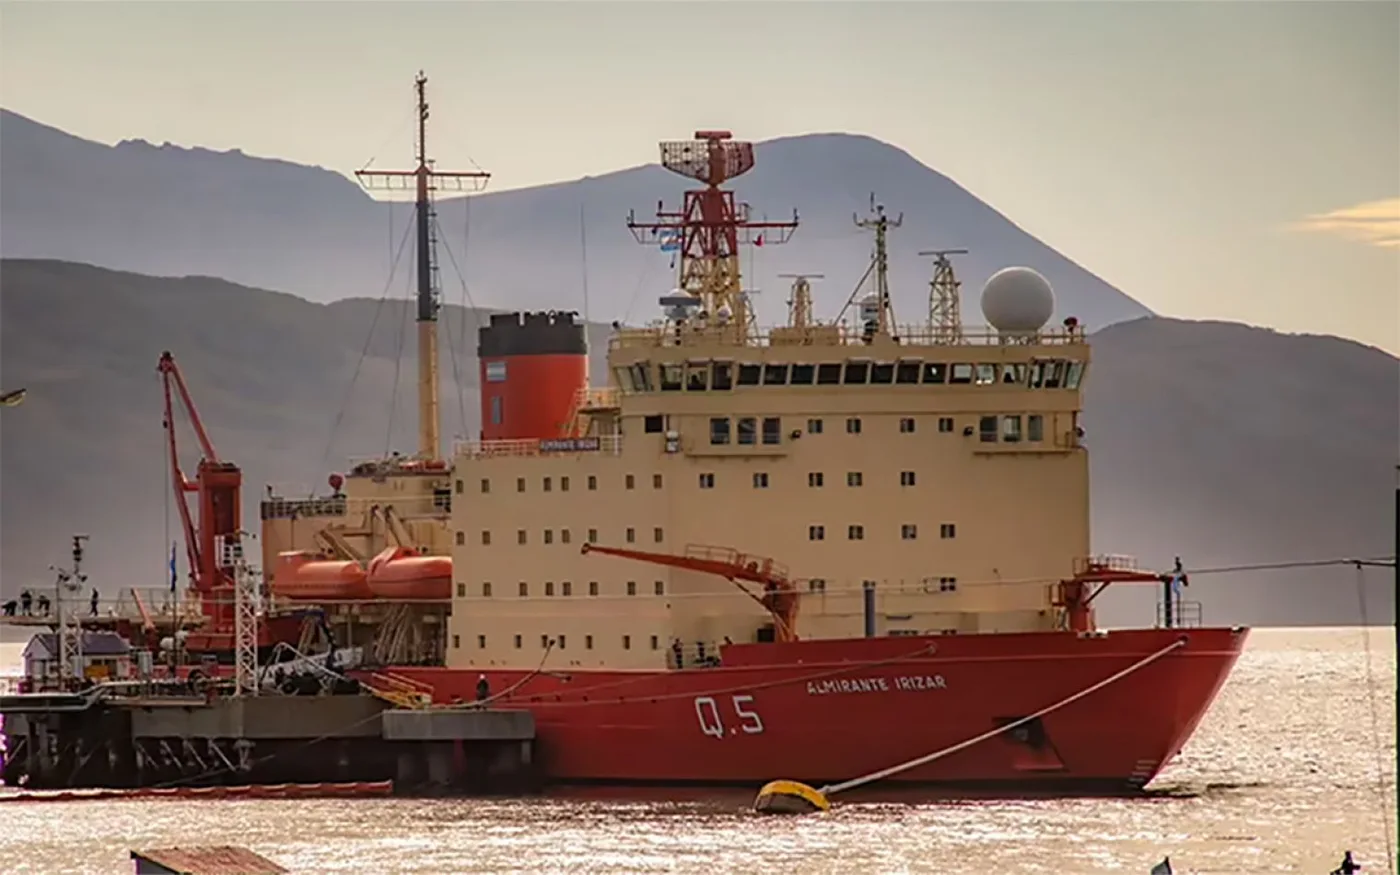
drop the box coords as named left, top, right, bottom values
left=447, top=324, right=1091, bottom=672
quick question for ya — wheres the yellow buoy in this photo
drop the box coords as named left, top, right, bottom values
left=752, top=780, right=831, bottom=815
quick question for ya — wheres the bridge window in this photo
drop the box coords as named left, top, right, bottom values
left=753, top=472, right=769, bottom=489
left=738, top=363, right=762, bottom=386
left=710, top=417, right=731, bottom=445
left=847, top=472, right=863, bottom=487
left=627, top=581, right=637, bottom=596
left=979, top=416, right=998, bottom=442
left=848, top=525, right=865, bottom=541
left=846, top=417, right=862, bottom=434
left=631, top=363, right=654, bottom=392
left=809, top=525, right=825, bottom=541
left=685, top=361, right=709, bottom=391
left=514, top=634, right=522, bottom=649
left=975, top=364, right=996, bottom=386
left=762, top=417, right=781, bottom=444
left=589, top=581, right=598, bottom=596
left=699, top=472, right=715, bottom=489
left=644, top=415, right=664, bottom=434
left=899, top=417, right=915, bottom=433
left=1028, top=415, right=1044, bottom=442
left=623, top=635, right=631, bottom=650
left=923, top=363, right=947, bottom=384
left=806, top=418, right=823, bottom=434
left=712, top=361, right=733, bottom=391
left=938, top=417, right=954, bottom=433
left=844, top=361, right=869, bottom=384
left=871, top=362, right=895, bottom=384
left=654, top=580, right=665, bottom=595
left=901, top=524, right=918, bottom=540
left=545, top=582, right=555, bottom=596
left=940, top=523, right=957, bottom=539
left=896, top=360, right=921, bottom=384
left=588, top=475, right=597, bottom=491
left=1066, top=361, right=1085, bottom=389
left=809, top=472, right=824, bottom=487
left=737, top=417, right=757, bottom=445
left=817, top=363, right=842, bottom=385
left=562, top=581, right=572, bottom=596
left=1002, top=415, right=1022, bottom=442
left=455, top=531, right=465, bottom=546
left=790, top=363, right=815, bottom=385
left=900, top=471, right=916, bottom=486
left=519, top=582, right=529, bottom=597
left=626, top=527, right=636, bottom=543
left=1002, top=364, right=1027, bottom=385
left=660, top=363, right=683, bottom=391
left=950, top=364, right=974, bottom=384
left=759, top=363, right=786, bottom=386
left=482, top=583, right=493, bottom=597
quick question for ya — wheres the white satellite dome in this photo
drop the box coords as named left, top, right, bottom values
left=980, top=267, right=1054, bottom=334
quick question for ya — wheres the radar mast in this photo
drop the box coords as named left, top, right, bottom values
left=628, top=131, right=798, bottom=339
left=920, top=248, right=968, bottom=343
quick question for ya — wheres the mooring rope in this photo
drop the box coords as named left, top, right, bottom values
left=1353, top=562, right=1396, bottom=875
left=819, top=637, right=1188, bottom=796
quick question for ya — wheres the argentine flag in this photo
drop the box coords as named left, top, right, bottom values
left=169, top=542, right=178, bottom=593
left=659, top=230, right=681, bottom=253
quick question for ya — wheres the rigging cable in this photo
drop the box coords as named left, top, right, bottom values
left=435, top=203, right=479, bottom=444
left=316, top=215, right=414, bottom=479
left=1353, top=560, right=1396, bottom=874
left=383, top=257, right=412, bottom=456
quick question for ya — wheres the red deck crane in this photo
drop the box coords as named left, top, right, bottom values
left=580, top=543, right=801, bottom=642
left=158, top=351, right=242, bottom=633
left=1055, top=556, right=1191, bottom=633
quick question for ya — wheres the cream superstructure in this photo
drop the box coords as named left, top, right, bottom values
left=446, top=316, right=1090, bottom=671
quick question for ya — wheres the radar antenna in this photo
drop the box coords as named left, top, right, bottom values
left=53, top=534, right=89, bottom=687
left=779, top=273, right=824, bottom=329
left=919, top=248, right=968, bottom=343
left=628, top=131, right=798, bottom=339
left=848, top=194, right=902, bottom=338
left=354, top=72, right=491, bottom=461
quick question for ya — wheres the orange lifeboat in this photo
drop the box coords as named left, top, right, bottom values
left=366, top=546, right=452, bottom=601
left=272, top=551, right=373, bottom=602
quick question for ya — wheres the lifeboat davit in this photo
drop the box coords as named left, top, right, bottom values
left=272, top=551, right=373, bottom=601
left=366, top=546, right=452, bottom=601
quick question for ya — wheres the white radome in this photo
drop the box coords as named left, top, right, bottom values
left=981, top=267, right=1055, bottom=333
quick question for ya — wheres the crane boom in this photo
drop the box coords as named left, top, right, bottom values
left=580, top=543, right=800, bottom=642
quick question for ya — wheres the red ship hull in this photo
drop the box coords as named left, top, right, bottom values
left=386, top=626, right=1247, bottom=794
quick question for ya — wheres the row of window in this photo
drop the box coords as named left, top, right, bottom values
left=454, top=571, right=961, bottom=600
left=455, top=527, right=663, bottom=547
left=617, top=359, right=1086, bottom=393
left=451, top=633, right=663, bottom=652
left=807, top=523, right=955, bottom=541
left=454, top=518, right=956, bottom=548
left=706, top=414, right=954, bottom=445
left=979, top=414, right=1046, bottom=443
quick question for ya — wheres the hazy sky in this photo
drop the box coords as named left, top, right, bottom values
left=2, top=1, right=1397, bottom=353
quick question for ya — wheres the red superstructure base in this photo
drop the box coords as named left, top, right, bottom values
left=386, top=627, right=1247, bottom=794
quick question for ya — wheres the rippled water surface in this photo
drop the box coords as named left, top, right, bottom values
left=1, top=628, right=1394, bottom=874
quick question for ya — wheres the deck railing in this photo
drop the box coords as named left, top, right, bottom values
left=610, top=323, right=1085, bottom=351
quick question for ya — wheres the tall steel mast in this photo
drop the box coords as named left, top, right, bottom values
left=356, top=72, right=491, bottom=460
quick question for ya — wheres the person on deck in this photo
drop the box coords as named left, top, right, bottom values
left=90, top=588, right=100, bottom=616
left=1331, top=851, right=1362, bottom=875
left=19, top=589, right=32, bottom=615
left=476, top=674, right=490, bottom=703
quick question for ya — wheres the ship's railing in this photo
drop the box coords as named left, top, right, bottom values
left=343, top=456, right=451, bottom=477
left=113, top=588, right=208, bottom=625
left=575, top=387, right=620, bottom=410
left=610, top=323, right=1085, bottom=351
left=1075, top=554, right=1140, bottom=574
left=452, top=435, right=624, bottom=459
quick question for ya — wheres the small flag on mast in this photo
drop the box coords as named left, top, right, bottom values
left=169, top=542, right=178, bottom=593
left=1150, top=857, right=1173, bottom=875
